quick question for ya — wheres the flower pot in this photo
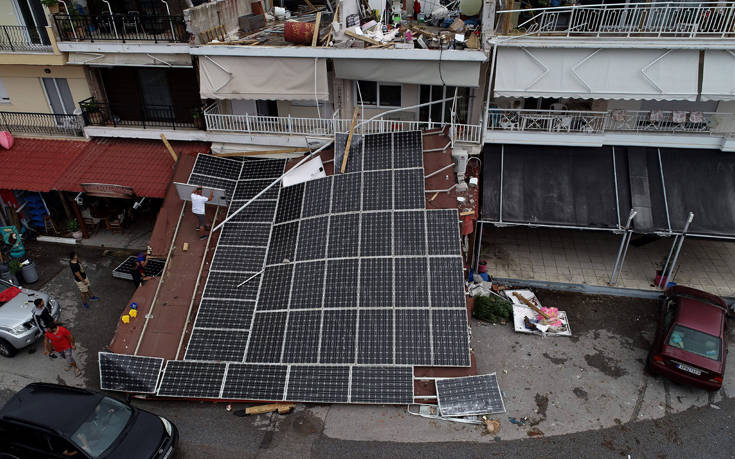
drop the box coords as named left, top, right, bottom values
left=72, top=230, right=83, bottom=240
left=21, top=261, right=38, bottom=284
left=46, top=3, right=60, bottom=14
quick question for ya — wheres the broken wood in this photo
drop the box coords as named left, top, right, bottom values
left=160, top=134, right=178, bottom=162
left=312, top=12, right=322, bottom=46
left=304, top=0, right=317, bottom=11
left=513, top=292, right=551, bottom=320
left=460, top=210, right=475, bottom=216
left=245, top=403, right=295, bottom=415
left=182, top=242, right=189, bottom=252
left=214, top=147, right=309, bottom=157
left=429, top=192, right=439, bottom=201
left=341, top=106, right=360, bottom=173
left=344, top=28, right=383, bottom=46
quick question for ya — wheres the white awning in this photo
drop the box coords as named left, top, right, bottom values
left=199, top=56, right=329, bottom=101
left=333, top=59, right=482, bottom=87
left=68, top=52, right=193, bottom=67
left=494, top=48, right=699, bottom=101
left=701, top=50, right=735, bottom=102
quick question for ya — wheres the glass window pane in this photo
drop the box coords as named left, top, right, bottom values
left=667, top=325, right=721, bottom=361
left=42, top=77, right=63, bottom=114
left=356, top=81, right=377, bottom=106
left=55, top=79, right=76, bottom=114
left=379, top=84, right=401, bottom=107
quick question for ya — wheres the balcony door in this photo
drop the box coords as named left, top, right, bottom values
left=419, top=86, right=470, bottom=125
left=138, top=68, right=174, bottom=122
left=11, top=0, right=49, bottom=45
left=42, top=78, right=75, bottom=114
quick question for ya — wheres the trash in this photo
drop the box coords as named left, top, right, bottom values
left=226, top=404, right=232, bottom=411
left=710, top=404, right=721, bottom=410
left=448, top=18, right=465, bottom=33
left=503, top=369, right=508, bottom=375
left=407, top=404, right=483, bottom=424
left=508, top=416, right=528, bottom=426
left=506, top=289, right=572, bottom=337
left=482, top=417, right=501, bottom=434
left=527, top=427, right=544, bottom=437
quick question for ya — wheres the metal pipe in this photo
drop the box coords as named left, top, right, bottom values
left=58, top=1, right=77, bottom=40
left=609, top=209, right=637, bottom=285
left=482, top=41, right=499, bottom=148
left=657, top=234, right=679, bottom=289
left=424, top=163, right=454, bottom=179
left=657, top=147, right=672, bottom=233
left=612, top=146, right=621, bottom=229
left=664, top=212, right=694, bottom=287
left=424, top=184, right=457, bottom=193
left=160, top=0, right=176, bottom=40
left=237, top=269, right=264, bottom=288
left=475, top=221, right=484, bottom=273
left=499, top=144, right=504, bottom=223
left=423, top=141, right=451, bottom=153
left=101, top=1, right=119, bottom=39
left=354, top=97, right=456, bottom=131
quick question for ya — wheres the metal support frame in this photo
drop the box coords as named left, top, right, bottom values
left=657, top=212, right=694, bottom=289
left=474, top=221, right=484, bottom=273
left=609, top=209, right=637, bottom=286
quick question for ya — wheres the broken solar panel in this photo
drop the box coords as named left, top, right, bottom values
left=240, top=158, right=286, bottom=179
left=350, top=366, right=413, bottom=404
left=275, top=182, right=304, bottom=224
left=188, top=173, right=236, bottom=199
left=334, top=133, right=363, bottom=173
left=193, top=299, right=255, bottom=329
left=227, top=200, right=277, bottom=223
left=426, top=209, right=461, bottom=255
left=184, top=328, right=248, bottom=362
left=219, top=223, right=272, bottom=247
left=363, top=133, right=393, bottom=171
left=286, top=366, right=349, bottom=403
left=282, top=310, right=321, bottom=363
left=211, top=246, right=266, bottom=272
left=222, top=364, right=287, bottom=400
left=98, top=352, right=163, bottom=394
left=112, top=257, right=165, bottom=281
left=157, top=361, right=226, bottom=398
left=436, top=374, right=506, bottom=416
left=191, top=154, right=242, bottom=181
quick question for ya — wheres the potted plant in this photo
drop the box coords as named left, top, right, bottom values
left=67, top=218, right=83, bottom=239
left=192, top=109, right=205, bottom=129
left=41, top=0, right=60, bottom=14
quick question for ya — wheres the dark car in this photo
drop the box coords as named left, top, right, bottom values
left=0, top=383, right=177, bottom=459
left=647, top=285, right=730, bottom=391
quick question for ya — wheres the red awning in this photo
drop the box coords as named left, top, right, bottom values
left=0, top=138, right=88, bottom=192
left=55, top=139, right=209, bottom=199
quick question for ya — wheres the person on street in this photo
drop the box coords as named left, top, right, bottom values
left=33, top=298, right=57, bottom=359
left=43, top=324, right=81, bottom=377
left=69, top=252, right=99, bottom=309
left=191, top=186, right=213, bottom=240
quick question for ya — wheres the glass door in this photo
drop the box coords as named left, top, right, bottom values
left=42, top=78, right=75, bottom=114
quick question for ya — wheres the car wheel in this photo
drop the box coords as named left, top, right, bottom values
left=0, top=338, right=17, bottom=357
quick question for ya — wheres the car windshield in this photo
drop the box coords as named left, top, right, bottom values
left=70, top=397, right=132, bottom=457
left=667, top=324, right=722, bottom=361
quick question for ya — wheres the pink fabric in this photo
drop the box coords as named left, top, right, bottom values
left=0, top=131, right=13, bottom=150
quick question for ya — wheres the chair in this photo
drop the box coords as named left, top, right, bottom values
left=106, top=219, right=123, bottom=234
left=123, top=11, right=140, bottom=36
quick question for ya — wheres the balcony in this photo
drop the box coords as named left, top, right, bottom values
left=204, top=103, right=483, bottom=144
left=496, top=2, right=735, bottom=39
left=0, top=111, right=84, bottom=137
left=79, top=97, right=202, bottom=131
left=0, top=25, right=52, bottom=52
left=53, top=13, right=188, bottom=43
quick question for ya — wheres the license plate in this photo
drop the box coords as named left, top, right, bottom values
left=677, top=363, right=702, bottom=376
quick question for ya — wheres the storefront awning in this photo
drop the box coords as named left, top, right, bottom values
left=494, top=47, right=699, bottom=100
left=199, top=56, right=329, bottom=101
left=333, top=59, right=482, bottom=87
left=0, top=138, right=88, bottom=192
left=701, top=50, right=735, bottom=102
left=68, top=52, right=193, bottom=67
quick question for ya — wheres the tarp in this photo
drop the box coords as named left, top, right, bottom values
left=199, top=56, right=329, bottom=101
left=333, top=59, right=482, bottom=87
left=701, top=50, right=735, bottom=102
left=494, top=47, right=699, bottom=100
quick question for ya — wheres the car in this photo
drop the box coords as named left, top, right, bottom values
left=647, top=285, right=730, bottom=391
left=0, top=278, right=60, bottom=357
left=0, top=383, right=177, bottom=459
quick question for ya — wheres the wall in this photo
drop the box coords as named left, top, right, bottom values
left=185, top=0, right=252, bottom=44
left=0, top=64, right=91, bottom=113
left=0, top=1, right=21, bottom=26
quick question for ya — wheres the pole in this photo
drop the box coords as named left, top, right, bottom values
left=609, top=209, right=636, bottom=285
left=475, top=221, right=484, bottom=273
left=663, top=212, right=694, bottom=287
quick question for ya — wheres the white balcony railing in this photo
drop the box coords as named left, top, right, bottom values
left=204, top=104, right=483, bottom=144
left=496, top=2, right=735, bottom=38
left=487, top=108, right=735, bottom=136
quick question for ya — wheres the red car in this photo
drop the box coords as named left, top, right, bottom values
left=647, top=285, right=730, bottom=391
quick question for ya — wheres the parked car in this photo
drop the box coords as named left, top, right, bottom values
left=647, top=285, right=730, bottom=391
left=0, top=383, right=177, bottom=459
left=0, top=278, right=60, bottom=357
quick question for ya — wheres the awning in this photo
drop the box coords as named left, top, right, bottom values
left=199, top=56, right=329, bottom=101
left=68, top=52, right=193, bottom=67
left=55, top=139, right=209, bottom=198
left=494, top=48, right=699, bottom=100
left=701, top=50, right=735, bottom=102
left=0, top=138, right=88, bottom=192
left=333, top=59, right=482, bottom=87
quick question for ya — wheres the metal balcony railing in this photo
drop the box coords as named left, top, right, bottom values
left=79, top=98, right=203, bottom=130
left=0, top=25, right=52, bottom=52
left=487, top=108, right=735, bottom=136
left=0, top=111, right=84, bottom=137
left=53, top=13, right=188, bottom=43
left=496, top=2, right=735, bottom=38
left=204, top=103, right=483, bottom=144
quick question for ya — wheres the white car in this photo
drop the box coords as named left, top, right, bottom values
left=0, top=279, right=60, bottom=357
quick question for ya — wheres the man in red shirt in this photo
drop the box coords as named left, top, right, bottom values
left=43, top=324, right=81, bottom=377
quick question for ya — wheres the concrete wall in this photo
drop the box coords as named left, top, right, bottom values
left=0, top=1, right=21, bottom=26
left=0, top=64, right=91, bottom=113
left=185, top=0, right=252, bottom=44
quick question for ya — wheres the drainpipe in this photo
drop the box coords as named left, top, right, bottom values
left=482, top=40, right=499, bottom=149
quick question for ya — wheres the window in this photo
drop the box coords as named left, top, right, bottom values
left=0, top=78, right=9, bottom=104
left=41, top=78, right=75, bottom=114
left=71, top=397, right=132, bottom=458
left=419, top=85, right=471, bottom=124
left=355, top=81, right=402, bottom=108
left=667, top=324, right=721, bottom=361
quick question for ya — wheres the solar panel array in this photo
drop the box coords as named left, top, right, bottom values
left=152, top=134, right=469, bottom=403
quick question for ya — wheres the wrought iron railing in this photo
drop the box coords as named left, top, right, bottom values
left=53, top=13, right=188, bottom=42
left=0, top=25, right=52, bottom=52
left=0, top=111, right=84, bottom=137
left=486, top=108, right=735, bottom=136
left=79, top=97, right=203, bottom=130
left=496, top=2, right=735, bottom=38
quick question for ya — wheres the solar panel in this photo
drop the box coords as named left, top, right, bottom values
left=157, top=361, right=226, bottom=398
left=436, top=374, right=506, bottom=416
left=193, top=299, right=255, bottom=329
left=240, top=158, right=286, bottom=179
left=429, top=257, right=466, bottom=308
left=393, top=211, right=426, bottom=256
left=431, top=309, right=470, bottom=367
left=184, top=328, right=248, bottom=362
left=189, top=173, right=236, bottom=199
left=360, top=212, right=392, bottom=257
left=257, top=264, right=294, bottom=311
left=98, top=352, right=163, bottom=394
left=324, top=258, right=358, bottom=307
left=393, top=168, right=425, bottom=210
left=357, top=309, right=393, bottom=364
left=331, top=173, right=362, bottom=213
left=350, top=366, right=413, bottom=404
left=319, top=309, right=356, bottom=363
left=282, top=310, right=322, bottom=363
left=219, top=223, right=272, bottom=247
left=359, top=258, right=393, bottom=307
left=245, top=311, right=287, bottom=363
left=426, top=209, right=461, bottom=255
left=233, top=179, right=280, bottom=200
left=192, top=154, right=242, bottom=181
left=112, top=257, right=165, bottom=281
left=211, top=246, right=266, bottom=272
left=395, top=310, right=431, bottom=365
left=363, top=133, right=393, bottom=171
left=202, top=271, right=260, bottom=301
left=334, top=133, right=363, bottom=174
left=275, top=182, right=305, bottom=224
left=295, top=216, right=328, bottom=261
left=222, top=363, right=287, bottom=400
left=362, top=171, right=393, bottom=211
left=393, top=131, right=423, bottom=169
left=286, top=366, right=350, bottom=403
left=301, top=176, right=332, bottom=218
left=289, top=261, right=325, bottom=309
left=394, top=258, right=429, bottom=307
left=227, top=200, right=277, bottom=223
left=327, top=214, right=359, bottom=258
left=267, top=222, right=299, bottom=265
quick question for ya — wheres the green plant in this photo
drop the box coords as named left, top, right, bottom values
left=66, top=218, right=79, bottom=232
left=473, top=295, right=513, bottom=324
left=8, top=259, right=21, bottom=274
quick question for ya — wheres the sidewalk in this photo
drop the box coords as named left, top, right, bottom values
left=478, top=226, right=735, bottom=298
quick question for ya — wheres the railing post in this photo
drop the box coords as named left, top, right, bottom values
left=245, top=114, right=251, bottom=134
left=723, top=4, right=735, bottom=38
left=568, top=7, right=575, bottom=37
left=288, top=114, right=293, bottom=135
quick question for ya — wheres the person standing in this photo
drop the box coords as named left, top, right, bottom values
left=191, top=186, right=213, bottom=240
left=69, top=252, right=99, bottom=309
left=43, top=324, right=81, bottom=377
left=131, top=252, right=153, bottom=288
left=33, top=298, right=57, bottom=359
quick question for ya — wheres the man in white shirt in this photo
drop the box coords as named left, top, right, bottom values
left=191, top=186, right=213, bottom=240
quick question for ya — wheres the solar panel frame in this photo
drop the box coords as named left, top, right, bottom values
left=361, top=170, right=393, bottom=211
left=184, top=328, right=249, bottom=362
left=289, top=261, right=325, bottom=309
left=331, top=173, right=362, bottom=213
left=392, top=131, right=423, bottom=169
left=301, top=176, right=333, bottom=218
left=191, top=154, right=243, bottom=181
left=157, top=361, right=227, bottom=398
left=245, top=311, right=288, bottom=363
left=394, top=258, right=429, bottom=307
left=426, top=209, right=462, bottom=255
left=202, top=270, right=261, bottom=301
left=324, top=258, right=359, bottom=308
left=327, top=213, right=360, bottom=258
left=295, top=216, right=328, bottom=261
left=428, top=257, right=466, bottom=308
left=282, top=310, right=322, bottom=363
left=359, top=258, right=393, bottom=308
left=233, top=179, right=280, bottom=200
left=286, top=365, right=350, bottom=403
left=357, top=309, right=393, bottom=364
left=211, top=246, right=267, bottom=272
left=319, top=310, right=357, bottom=363
left=226, top=200, right=277, bottom=223
left=222, top=363, right=288, bottom=401
left=362, top=132, right=393, bottom=171
left=359, top=212, right=393, bottom=257
left=240, top=158, right=286, bottom=179
left=393, top=168, right=426, bottom=210
left=275, top=182, right=305, bottom=224
left=393, top=211, right=426, bottom=256
left=257, top=264, right=294, bottom=311
left=394, top=309, right=431, bottom=365
left=350, top=366, right=413, bottom=404
left=111, top=257, right=165, bottom=281
left=218, top=223, right=273, bottom=247
left=188, top=173, right=237, bottom=200
left=98, top=352, right=164, bottom=394
left=192, top=299, right=255, bottom=329
left=435, top=373, right=506, bottom=416
left=266, top=222, right=299, bottom=265
left=431, top=309, right=471, bottom=367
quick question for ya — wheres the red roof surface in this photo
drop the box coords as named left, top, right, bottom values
left=55, top=138, right=209, bottom=198
left=0, top=138, right=88, bottom=192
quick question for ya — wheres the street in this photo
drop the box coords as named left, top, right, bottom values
left=1, top=241, right=733, bottom=458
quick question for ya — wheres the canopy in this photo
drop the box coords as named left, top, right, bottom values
left=333, top=59, right=482, bottom=87
left=701, top=50, right=735, bottom=102
left=68, top=52, right=193, bottom=67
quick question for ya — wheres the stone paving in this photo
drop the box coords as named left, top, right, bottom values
left=478, top=226, right=735, bottom=298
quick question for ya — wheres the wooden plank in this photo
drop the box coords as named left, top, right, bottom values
left=214, top=148, right=309, bottom=157
left=160, top=134, right=178, bottom=162
left=312, top=12, right=322, bottom=46
left=340, top=106, right=360, bottom=174
left=512, top=292, right=551, bottom=320
left=304, top=0, right=317, bottom=11
left=344, top=28, right=382, bottom=46
left=245, top=403, right=295, bottom=415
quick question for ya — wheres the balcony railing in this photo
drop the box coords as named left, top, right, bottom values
left=0, top=25, right=52, bottom=52
left=0, top=111, right=84, bottom=137
left=80, top=98, right=203, bottom=130
left=204, top=104, right=483, bottom=144
left=496, top=2, right=735, bottom=38
left=487, top=108, right=735, bottom=136
left=53, top=13, right=188, bottom=43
